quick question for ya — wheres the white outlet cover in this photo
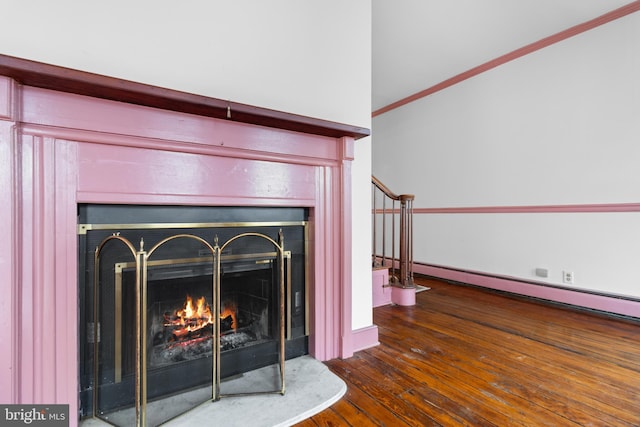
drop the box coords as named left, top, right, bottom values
left=563, top=271, right=574, bottom=284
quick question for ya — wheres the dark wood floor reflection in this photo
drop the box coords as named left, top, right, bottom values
left=295, top=276, right=640, bottom=426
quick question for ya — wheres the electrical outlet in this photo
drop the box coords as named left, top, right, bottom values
left=562, top=271, right=574, bottom=284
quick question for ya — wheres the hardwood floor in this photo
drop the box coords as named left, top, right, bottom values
left=295, top=276, right=640, bottom=426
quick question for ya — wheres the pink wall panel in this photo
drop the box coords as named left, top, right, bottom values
left=0, top=84, right=17, bottom=403
left=0, top=76, right=14, bottom=119
left=372, top=268, right=391, bottom=307
left=21, top=86, right=339, bottom=163
left=76, top=141, right=318, bottom=206
left=0, top=159, right=13, bottom=399
left=15, top=134, right=79, bottom=409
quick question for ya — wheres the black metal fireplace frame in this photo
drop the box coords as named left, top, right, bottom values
left=77, top=205, right=309, bottom=426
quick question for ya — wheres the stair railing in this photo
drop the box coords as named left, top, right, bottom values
left=372, top=176, right=415, bottom=288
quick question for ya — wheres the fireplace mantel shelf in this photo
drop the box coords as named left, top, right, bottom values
left=0, top=54, right=370, bottom=140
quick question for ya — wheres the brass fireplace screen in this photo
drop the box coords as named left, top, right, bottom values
left=91, top=230, right=289, bottom=426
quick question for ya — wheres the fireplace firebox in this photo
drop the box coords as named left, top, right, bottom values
left=78, top=205, right=308, bottom=426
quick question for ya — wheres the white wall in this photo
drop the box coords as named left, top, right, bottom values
left=373, top=12, right=640, bottom=298
left=0, top=0, right=373, bottom=328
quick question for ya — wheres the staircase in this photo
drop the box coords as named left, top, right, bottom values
left=371, top=176, right=416, bottom=306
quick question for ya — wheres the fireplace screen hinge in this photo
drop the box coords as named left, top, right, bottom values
left=86, top=322, right=100, bottom=344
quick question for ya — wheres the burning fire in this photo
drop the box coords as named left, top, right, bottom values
left=164, top=295, right=237, bottom=340
left=220, top=302, right=238, bottom=333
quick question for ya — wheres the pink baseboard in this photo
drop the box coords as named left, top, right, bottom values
left=416, top=264, right=640, bottom=319
left=351, top=325, right=379, bottom=353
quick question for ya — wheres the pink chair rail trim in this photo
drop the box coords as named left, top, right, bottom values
left=412, top=203, right=640, bottom=214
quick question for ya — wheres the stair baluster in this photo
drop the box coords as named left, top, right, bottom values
left=371, top=176, right=415, bottom=288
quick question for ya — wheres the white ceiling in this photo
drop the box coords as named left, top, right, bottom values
left=372, top=0, right=633, bottom=112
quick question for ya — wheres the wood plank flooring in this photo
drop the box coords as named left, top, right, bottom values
left=295, top=276, right=640, bottom=426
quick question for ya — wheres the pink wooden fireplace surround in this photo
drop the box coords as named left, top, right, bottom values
left=0, top=62, right=370, bottom=422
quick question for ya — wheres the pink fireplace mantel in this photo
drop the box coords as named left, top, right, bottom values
left=0, top=63, right=369, bottom=423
